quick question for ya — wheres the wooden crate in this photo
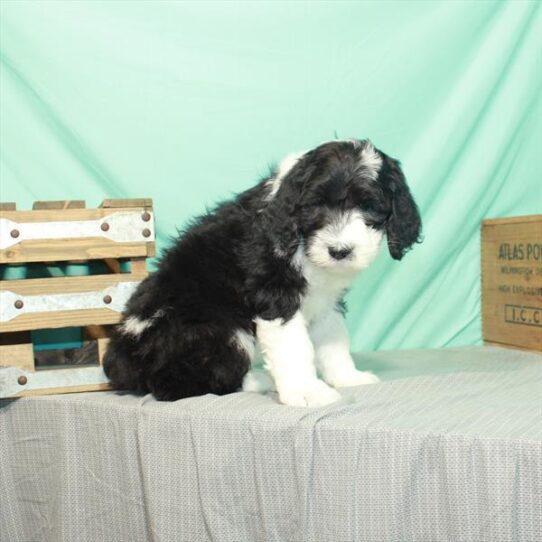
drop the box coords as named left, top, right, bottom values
left=0, top=198, right=155, bottom=397
left=481, top=215, right=542, bottom=351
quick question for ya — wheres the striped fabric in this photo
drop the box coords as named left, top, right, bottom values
left=1, top=346, right=541, bottom=542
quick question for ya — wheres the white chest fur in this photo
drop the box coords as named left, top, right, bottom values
left=299, top=259, right=355, bottom=324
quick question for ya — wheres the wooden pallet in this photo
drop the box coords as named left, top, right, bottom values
left=0, top=198, right=155, bottom=397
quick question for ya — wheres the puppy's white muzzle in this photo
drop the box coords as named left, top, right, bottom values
left=307, top=210, right=383, bottom=271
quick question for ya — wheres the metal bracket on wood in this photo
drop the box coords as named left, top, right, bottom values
left=0, top=365, right=110, bottom=398
left=0, top=211, right=155, bottom=249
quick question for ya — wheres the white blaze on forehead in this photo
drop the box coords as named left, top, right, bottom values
left=266, top=151, right=305, bottom=200
left=358, top=140, right=382, bottom=181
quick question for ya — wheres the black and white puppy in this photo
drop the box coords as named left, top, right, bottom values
left=103, top=139, right=421, bottom=406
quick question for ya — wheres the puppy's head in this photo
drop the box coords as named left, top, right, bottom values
left=265, top=139, right=422, bottom=271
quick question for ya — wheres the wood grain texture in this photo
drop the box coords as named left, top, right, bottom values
left=2, top=308, right=123, bottom=333
left=15, top=383, right=111, bottom=397
left=1, top=272, right=148, bottom=295
left=104, top=258, right=122, bottom=273
left=0, top=206, right=155, bottom=263
left=1, top=238, right=153, bottom=264
left=130, top=257, right=148, bottom=274
left=0, top=273, right=147, bottom=332
left=0, top=204, right=156, bottom=264
left=0, top=199, right=153, bottom=396
left=2, top=207, right=124, bottom=222
left=481, top=216, right=542, bottom=351
left=101, top=198, right=153, bottom=208
left=0, top=331, right=34, bottom=371
left=33, top=200, right=86, bottom=210
left=84, top=325, right=114, bottom=365
left=482, top=215, right=542, bottom=226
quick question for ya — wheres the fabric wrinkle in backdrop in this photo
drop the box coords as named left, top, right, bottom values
left=0, top=0, right=541, bottom=352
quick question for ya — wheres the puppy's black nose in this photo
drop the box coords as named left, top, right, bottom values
left=328, top=246, right=353, bottom=260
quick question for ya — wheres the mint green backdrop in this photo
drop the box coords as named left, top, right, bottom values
left=1, top=1, right=541, bottom=351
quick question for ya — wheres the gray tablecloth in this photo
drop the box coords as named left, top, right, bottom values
left=1, top=346, right=541, bottom=542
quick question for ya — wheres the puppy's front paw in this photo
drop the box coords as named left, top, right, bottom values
left=278, top=379, right=342, bottom=407
left=326, top=369, right=380, bottom=388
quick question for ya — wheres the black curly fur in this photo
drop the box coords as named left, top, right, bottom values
left=103, top=140, right=422, bottom=401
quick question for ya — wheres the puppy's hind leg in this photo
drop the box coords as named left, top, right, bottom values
left=147, top=325, right=253, bottom=401
left=103, top=331, right=149, bottom=394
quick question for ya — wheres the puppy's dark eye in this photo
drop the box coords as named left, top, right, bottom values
left=364, top=213, right=389, bottom=228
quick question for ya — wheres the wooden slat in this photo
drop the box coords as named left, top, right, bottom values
left=0, top=273, right=146, bottom=332
left=130, top=257, right=148, bottom=274
left=0, top=202, right=16, bottom=211
left=33, top=200, right=86, bottom=210
left=104, top=258, right=122, bottom=273
left=101, top=198, right=153, bottom=208
left=1, top=271, right=146, bottom=295
left=0, top=343, right=35, bottom=371
left=84, top=325, right=113, bottom=365
left=1, top=238, right=153, bottom=264
left=85, top=325, right=113, bottom=340
left=1, top=206, right=155, bottom=264
left=482, top=215, right=542, bottom=226
left=0, top=207, right=143, bottom=223
left=15, top=383, right=111, bottom=397
left=0, top=331, right=34, bottom=371
left=97, top=338, right=110, bottom=364
left=1, top=308, right=123, bottom=332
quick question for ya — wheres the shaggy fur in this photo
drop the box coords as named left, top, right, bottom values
left=103, top=139, right=421, bottom=405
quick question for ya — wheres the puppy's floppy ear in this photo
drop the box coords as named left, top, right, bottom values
left=380, top=156, right=422, bottom=260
